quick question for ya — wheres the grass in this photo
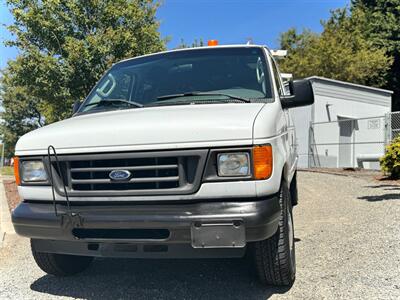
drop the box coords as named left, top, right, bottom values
left=1, top=166, right=14, bottom=176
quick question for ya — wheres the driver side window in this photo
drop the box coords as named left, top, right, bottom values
left=93, top=72, right=136, bottom=102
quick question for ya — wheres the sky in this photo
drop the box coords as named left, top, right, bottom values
left=0, top=0, right=350, bottom=69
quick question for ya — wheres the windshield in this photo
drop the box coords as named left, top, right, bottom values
left=79, top=47, right=273, bottom=114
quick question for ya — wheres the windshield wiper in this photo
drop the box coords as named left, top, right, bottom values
left=157, top=92, right=251, bottom=103
left=83, top=98, right=144, bottom=109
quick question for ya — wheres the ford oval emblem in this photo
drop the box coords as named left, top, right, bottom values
left=109, top=170, right=131, bottom=181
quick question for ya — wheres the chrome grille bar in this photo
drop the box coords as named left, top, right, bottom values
left=71, top=176, right=180, bottom=184
left=70, top=164, right=178, bottom=173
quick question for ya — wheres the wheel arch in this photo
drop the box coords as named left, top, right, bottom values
left=281, top=164, right=297, bottom=206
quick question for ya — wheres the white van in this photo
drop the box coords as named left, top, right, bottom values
left=12, top=44, right=313, bottom=286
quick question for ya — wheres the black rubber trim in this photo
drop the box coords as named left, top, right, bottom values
left=22, top=193, right=280, bottom=206
left=72, top=228, right=170, bottom=240
left=31, top=239, right=247, bottom=259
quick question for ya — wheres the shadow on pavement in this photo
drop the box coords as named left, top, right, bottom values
left=360, top=183, right=400, bottom=201
left=364, top=184, right=400, bottom=189
left=30, top=257, right=291, bottom=299
left=358, top=193, right=400, bottom=202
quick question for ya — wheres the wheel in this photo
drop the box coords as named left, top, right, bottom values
left=252, top=183, right=296, bottom=286
left=31, top=240, right=94, bottom=276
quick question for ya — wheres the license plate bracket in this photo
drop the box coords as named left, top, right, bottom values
left=191, top=221, right=246, bottom=248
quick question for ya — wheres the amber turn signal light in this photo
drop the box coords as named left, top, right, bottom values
left=207, top=40, right=219, bottom=46
left=13, top=156, right=21, bottom=185
left=252, top=145, right=273, bottom=180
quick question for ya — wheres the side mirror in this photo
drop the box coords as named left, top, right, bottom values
left=281, top=79, right=314, bottom=109
left=72, top=100, right=82, bottom=114
left=283, top=80, right=294, bottom=96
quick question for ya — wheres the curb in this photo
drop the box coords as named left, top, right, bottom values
left=0, top=176, right=16, bottom=247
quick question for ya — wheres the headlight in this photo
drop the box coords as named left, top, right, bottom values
left=21, top=160, right=48, bottom=182
left=217, top=152, right=250, bottom=177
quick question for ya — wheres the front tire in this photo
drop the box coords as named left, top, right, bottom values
left=252, top=183, right=296, bottom=286
left=31, top=240, right=94, bottom=276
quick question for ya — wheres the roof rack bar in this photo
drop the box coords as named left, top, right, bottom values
left=271, top=49, right=287, bottom=59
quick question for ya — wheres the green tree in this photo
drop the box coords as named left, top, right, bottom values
left=0, top=68, right=45, bottom=157
left=1, top=0, right=166, bottom=157
left=176, top=38, right=205, bottom=49
left=380, top=136, right=400, bottom=179
left=279, top=8, right=392, bottom=90
left=351, top=0, right=400, bottom=110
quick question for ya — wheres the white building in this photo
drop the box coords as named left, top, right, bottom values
left=291, top=76, right=393, bottom=169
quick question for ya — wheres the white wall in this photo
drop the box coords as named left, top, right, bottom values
left=312, top=80, right=391, bottom=122
left=291, top=77, right=392, bottom=169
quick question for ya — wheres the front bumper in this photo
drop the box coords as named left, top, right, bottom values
left=12, top=196, right=280, bottom=258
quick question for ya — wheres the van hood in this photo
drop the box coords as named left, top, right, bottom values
left=15, top=103, right=267, bottom=155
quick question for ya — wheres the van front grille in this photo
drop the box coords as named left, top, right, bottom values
left=50, top=150, right=208, bottom=197
left=70, top=157, right=180, bottom=191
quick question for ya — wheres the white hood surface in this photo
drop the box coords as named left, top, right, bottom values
left=16, top=103, right=266, bottom=155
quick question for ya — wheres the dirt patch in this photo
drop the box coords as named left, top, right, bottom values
left=3, top=179, right=21, bottom=211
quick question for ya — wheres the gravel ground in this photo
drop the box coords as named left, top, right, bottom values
left=3, top=178, right=21, bottom=211
left=0, top=171, right=399, bottom=300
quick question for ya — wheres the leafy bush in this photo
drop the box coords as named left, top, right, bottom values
left=380, top=136, right=400, bottom=179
